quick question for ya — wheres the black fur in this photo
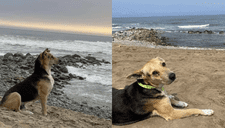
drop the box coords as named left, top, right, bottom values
left=0, top=55, right=50, bottom=106
left=112, top=79, right=165, bottom=125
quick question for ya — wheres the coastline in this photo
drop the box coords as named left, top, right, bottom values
left=112, top=42, right=225, bottom=128
left=0, top=52, right=112, bottom=127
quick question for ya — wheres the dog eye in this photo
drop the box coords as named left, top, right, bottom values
left=162, top=62, right=166, bottom=67
left=152, top=71, right=159, bottom=75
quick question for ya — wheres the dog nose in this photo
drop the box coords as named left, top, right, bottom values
left=169, top=73, right=176, bottom=81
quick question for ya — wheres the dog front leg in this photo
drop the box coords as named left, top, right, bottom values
left=40, top=95, right=48, bottom=116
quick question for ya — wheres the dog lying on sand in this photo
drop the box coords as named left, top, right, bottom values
left=0, top=48, right=58, bottom=115
left=112, top=57, right=214, bottom=125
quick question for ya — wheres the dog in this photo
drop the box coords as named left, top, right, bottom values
left=112, top=57, right=214, bottom=125
left=0, top=48, right=58, bottom=115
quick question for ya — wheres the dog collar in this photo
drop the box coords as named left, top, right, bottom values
left=138, top=83, right=164, bottom=91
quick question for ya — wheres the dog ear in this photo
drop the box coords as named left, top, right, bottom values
left=44, top=48, right=50, bottom=53
left=156, top=57, right=164, bottom=61
left=126, top=69, right=144, bottom=79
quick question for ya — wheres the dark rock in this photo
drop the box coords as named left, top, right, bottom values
left=59, top=74, right=70, bottom=80
left=25, top=53, right=33, bottom=58
left=14, top=52, right=25, bottom=59
left=1, top=65, right=8, bottom=69
left=188, top=31, right=194, bottom=34
left=194, top=31, right=201, bottom=34
left=69, top=73, right=77, bottom=78
left=208, top=30, right=213, bottom=34
left=204, top=30, right=213, bottom=34
left=20, top=65, right=29, bottom=70
left=15, top=57, right=22, bottom=62
left=3, top=53, right=13, bottom=61
left=78, top=76, right=85, bottom=80
left=8, top=56, right=14, bottom=61
left=58, top=65, right=68, bottom=73
left=102, top=59, right=111, bottom=64
left=219, top=31, right=224, bottom=34
left=72, top=54, right=81, bottom=58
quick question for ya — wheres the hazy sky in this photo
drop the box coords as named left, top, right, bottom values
left=113, top=0, right=225, bottom=17
left=0, top=0, right=112, bottom=36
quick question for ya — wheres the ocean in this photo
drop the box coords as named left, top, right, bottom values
left=0, top=27, right=112, bottom=106
left=113, top=14, right=225, bottom=49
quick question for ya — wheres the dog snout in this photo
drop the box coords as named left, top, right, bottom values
left=169, top=73, right=176, bottom=81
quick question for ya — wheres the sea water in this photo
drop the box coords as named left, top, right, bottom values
left=113, top=14, right=225, bottom=49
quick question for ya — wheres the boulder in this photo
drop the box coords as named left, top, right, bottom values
left=219, top=31, right=224, bottom=34
left=58, top=65, right=68, bottom=73
left=3, top=53, right=13, bottom=61
left=14, top=52, right=25, bottom=59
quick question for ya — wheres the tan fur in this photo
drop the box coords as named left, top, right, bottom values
left=37, top=80, right=52, bottom=115
left=2, top=92, right=21, bottom=111
left=128, top=57, right=213, bottom=120
left=127, top=57, right=174, bottom=89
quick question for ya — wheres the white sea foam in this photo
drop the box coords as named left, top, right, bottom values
left=178, top=24, right=209, bottom=29
left=113, top=26, right=122, bottom=29
left=0, top=35, right=112, bottom=55
left=66, top=65, right=112, bottom=86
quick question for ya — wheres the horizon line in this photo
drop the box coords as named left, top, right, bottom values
left=0, top=19, right=111, bottom=36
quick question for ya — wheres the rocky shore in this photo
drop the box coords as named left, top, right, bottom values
left=112, top=28, right=225, bottom=48
left=112, top=28, right=171, bottom=46
left=187, top=30, right=225, bottom=34
left=0, top=52, right=111, bottom=119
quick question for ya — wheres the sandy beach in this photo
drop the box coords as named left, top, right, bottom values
left=0, top=97, right=111, bottom=128
left=112, top=42, right=225, bottom=128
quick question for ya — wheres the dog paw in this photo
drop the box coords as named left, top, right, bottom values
left=175, top=101, right=188, bottom=108
left=168, top=95, right=175, bottom=99
left=201, top=109, right=214, bottom=116
left=179, top=101, right=188, bottom=108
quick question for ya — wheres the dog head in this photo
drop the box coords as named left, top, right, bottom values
left=39, top=48, right=59, bottom=66
left=127, top=57, right=176, bottom=87
left=34, top=48, right=58, bottom=75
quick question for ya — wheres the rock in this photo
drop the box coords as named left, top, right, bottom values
left=1, top=65, right=8, bottom=69
left=15, top=57, right=22, bottom=62
left=25, top=53, right=33, bottom=58
left=194, top=31, right=202, bottom=34
left=207, top=30, right=213, bottom=34
left=8, top=56, right=14, bottom=61
left=69, top=73, right=77, bottom=78
left=219, top=31, right=224, bottom=34
left=204, top=30, right=213, bottom=34
left=101, top=59, right=111, bottom=64
left=188, top=31, right=194, bottom=34
left=3, top=53, right=13, bottom=61
left=58, top=65, right=68, bottom=73
left=20, top=65, right=29, bottom=70
left=59, top=74, right=70, bottom=80
left=14, top=52, right=24, bottom=59
left=72, top=54, right=81, bottom=58
left=78, top=76, right=85, bottom=80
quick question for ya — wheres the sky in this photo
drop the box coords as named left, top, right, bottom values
left=113, top=0, right=225, bottom=17
left=0, top=0, right=112, bottom=36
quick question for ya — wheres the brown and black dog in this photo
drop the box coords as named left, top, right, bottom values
left=112, top=57, right=214, bottom=125
left=0, top=48, right=58, bottom=115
